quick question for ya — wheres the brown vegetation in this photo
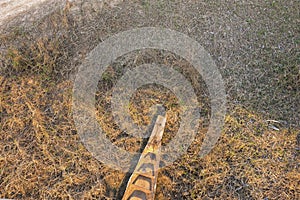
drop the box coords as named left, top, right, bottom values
left=0, top=0, right=299, bottom=199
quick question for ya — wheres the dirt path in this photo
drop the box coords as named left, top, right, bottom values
left=0, top=0, right=65, bottom=28
left=0, top=0, right=123, bottom=30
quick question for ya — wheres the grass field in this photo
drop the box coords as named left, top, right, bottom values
left=0, top=0, right=299, bottom=199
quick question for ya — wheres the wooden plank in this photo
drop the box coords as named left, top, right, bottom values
left=122, top=115, right=166, bottom=200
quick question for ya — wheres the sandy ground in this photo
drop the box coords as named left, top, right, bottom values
left=0, top=0, right=65, bottom=28
left=0, top=0, right=123, bottom=29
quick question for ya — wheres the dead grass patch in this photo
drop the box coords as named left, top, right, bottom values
left=0, top=0, right=299, bottom=199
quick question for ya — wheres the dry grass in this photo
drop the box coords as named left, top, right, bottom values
left=0, top=0, right=299, bottom=199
